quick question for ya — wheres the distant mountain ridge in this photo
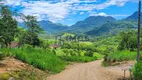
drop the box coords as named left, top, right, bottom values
left=69, top=16, right=116, bottom=33
left=85, top=11, right=139, bottom=36
left=19, top=11, right=139, bottom=36
left=125, top=11, right=142, bottom=21
left=18, top=20, right=69, bottom=34
left=38, top=20, right=68, bottom=34
left=85, top=21, right=137, bottom=36
left=72, top=16, right=116, bottom=27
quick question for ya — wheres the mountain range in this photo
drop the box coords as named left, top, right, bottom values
left=19, top=11, right=140, bottom=36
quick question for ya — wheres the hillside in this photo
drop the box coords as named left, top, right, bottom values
left=85, top=11, right=140, bottom=36
left=86, top=21, right=137, bottom=36
left=68, top=16, right=116, bottom=33
left=19, top=20, right=68, bottom=34
left=38, top=20, right=68, bottom=34
left=125, top=11, right=142, bottom=21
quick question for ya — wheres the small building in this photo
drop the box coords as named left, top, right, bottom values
left=8, top=41, right=20, bottom=48
left=50, top=44, right=60, bottom=49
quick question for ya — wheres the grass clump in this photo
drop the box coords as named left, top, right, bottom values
left=0, top=52, right=5, bottom=60
left=0, top=73, right=10, bottom=80
left=104, top=50, right=136, bottom=63
left=60, top=56, right=97, bottom=62
left=93, top=52, right=104, bottom=59
left=132, top=61, right=142, bottom=80
left=0, top=69, right=46, bottom=80
left=0, top=48, right=67, bottom=73
left=103, top=50, right=137, bottom=66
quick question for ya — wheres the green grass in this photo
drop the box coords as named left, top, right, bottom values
left=0, top=69, right=46, bottom=80
left=0, top=48, right=67, bottom=73
left=104, top=50, right=137, bottom=62
left=93, top=52, right=104, bottom=59
left=132, top=61, right=142, bottom=80
left=60, top=56, right=97, bottom=62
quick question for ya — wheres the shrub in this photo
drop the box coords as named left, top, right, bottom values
left=133, top=61, right=142, bottom=80
left=104, top=50, right=136, bottom=63
left=84, top=51, right=94, bottom=57
left=62, top=49, right=78, bottom=56
left=0, top=52, right=5, bottom=60
left=0, top=73, right=10, bottom=80
left=60, top=56, right=97, bottom=62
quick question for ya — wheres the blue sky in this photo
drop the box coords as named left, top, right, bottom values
left=3, top=0, right=138, bottom=25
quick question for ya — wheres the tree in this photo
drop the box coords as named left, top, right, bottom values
left=118, top=31, right=137, bottom=51
left=21, top=15, right=43, bottom=46
left=0, top=6, right=18, bottom=47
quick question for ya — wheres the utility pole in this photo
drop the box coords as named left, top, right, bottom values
left=137, top=0, right=141, bottom=61
left=78, top=36, right=80, bottom=56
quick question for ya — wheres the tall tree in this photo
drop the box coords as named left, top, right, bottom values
left=0, top=6, right=18, bottom=47
left=21, top=15, right=43, bottom=46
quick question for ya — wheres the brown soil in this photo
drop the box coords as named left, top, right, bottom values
left=47, top=60, right=135, bottom=80
left=0, top=57, right=49, bottom=79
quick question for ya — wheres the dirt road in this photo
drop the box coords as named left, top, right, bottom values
left=47, top=60, right=135, bottom=80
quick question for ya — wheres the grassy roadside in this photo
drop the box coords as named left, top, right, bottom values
left=0, top=48, right=67, bottom=73
left=103, top=50, right=138, bottom=66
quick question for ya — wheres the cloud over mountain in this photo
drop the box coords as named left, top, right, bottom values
left=2, top=0, right=137, bottom=23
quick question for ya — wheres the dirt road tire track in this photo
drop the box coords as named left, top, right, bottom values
left=47, top=60, right=134, bottom=80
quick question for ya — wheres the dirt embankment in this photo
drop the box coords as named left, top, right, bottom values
left=0, top=57, right=48, bottom=79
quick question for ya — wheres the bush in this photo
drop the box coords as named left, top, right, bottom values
left=60, top=56, right=97, bottom=62
left=84, top=51, right=94, bottom=57
left=39, top=39, right=50, bottom=49
left=133, top=61, right=142, bottom=80
left=104, top=50, right=136, bottom=63
left=0, top=52, right=5, bottom=60
left=62, top=49, right=78, bottom=56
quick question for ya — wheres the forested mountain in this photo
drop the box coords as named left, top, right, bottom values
left=19, top=20, right=68, bottom=34
left=38, top=20, right=68, bottom=34
left=19, top=11, right=139, bottom=36
left=68, top=16, right=116, bottom=33
left=85, top=21, right=137, bottom=36
left=125, top=11, right=142, bottom=21
left=85, top=11, right=140, bottom=36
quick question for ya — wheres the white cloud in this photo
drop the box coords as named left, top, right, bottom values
left=5, top=0, right=22, bottom=6
left=1, top=0, right=137, bottom=22
left=89, top=12, right=108, bottom=16
left=21, top=1, right=71, bottom=22
left=80, top=12, right=84, bottom=15
left=89, top=12, right=129, bottom=18
left=98, top=12, right=108, bottom=16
